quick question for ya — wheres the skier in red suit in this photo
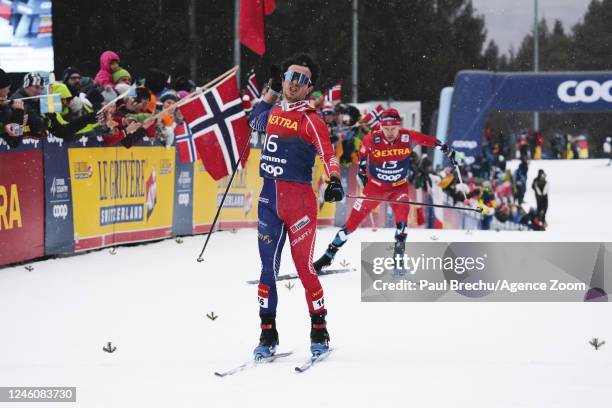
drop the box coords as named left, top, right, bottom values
left=249, top=54, right=343, bottom=359
left=314, top=108, right=457, bottom=271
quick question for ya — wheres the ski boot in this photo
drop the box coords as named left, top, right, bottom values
left=253, top=314, right=278, bottom=360
left=393, top=222, right=407, bottom=277
left=310, top=311, right=330, bottom=356
left=314, top=229, right=350, bottom=272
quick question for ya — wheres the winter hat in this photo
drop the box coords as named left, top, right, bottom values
left=51, top=82, right=73, bottom=100
left=112, top=68, right=131, bottom=84
left=62, top=66, right=81, bottom=83
left=380, top=108, right=401, bottom=126
left=0, top=68, right=10, bottom=88
left=177, top=90, right=189, bottom=100
left=160, top=90, right=178, bottom=103
left=23, top=72, right=43, bottom=88
left=322, top=101, right=335, bottom=115
left=538, top=169, right=546, bottom=177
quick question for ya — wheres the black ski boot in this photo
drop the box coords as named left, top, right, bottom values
left=310, top=311, right=330, bottom=356
left=393, top=222, right=407, bottom=276
left=253, top=314, right=278, bottom=359
left=314, top=229, right=350, bottom=272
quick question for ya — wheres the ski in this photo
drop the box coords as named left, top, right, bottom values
left=214, top=351, right=293, bottom=377
left=294, top=349, right=333, bottom=373
left=246, top=269, right=354, bottom=284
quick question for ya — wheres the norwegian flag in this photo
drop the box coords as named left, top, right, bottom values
left=178, top=72, right=250, bottom=180
left=324, top=82, right=342, bottom=105
left=174, top=121, right=199, bottom=163
left=245, top=69, right=260, bottom=101
left=361, top=104, right=385, bottom=130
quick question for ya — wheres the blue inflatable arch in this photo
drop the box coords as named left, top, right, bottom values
left=446, top=70, right=612, bottom=163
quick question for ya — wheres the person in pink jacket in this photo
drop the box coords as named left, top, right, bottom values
left=94, top=50, right=120, bottom=89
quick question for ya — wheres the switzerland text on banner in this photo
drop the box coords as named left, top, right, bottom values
left=178, top=72, right=250, bottom=180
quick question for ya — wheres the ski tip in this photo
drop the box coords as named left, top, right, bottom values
left=214, top=372, right=225, bottom=377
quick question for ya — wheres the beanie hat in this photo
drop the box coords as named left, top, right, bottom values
left=51, top=82, right=73, bottom=100
left=380, top=108, right=401, bottom=126
left=177, top=90, right=189, bottom=100
left=23, top=72, right=43, bottom=88
left=322, top=101, right=335, bottom=115
left=0, top=68, right=10, bottom=88
left=62, top=66, right=81, bottom=83
left=160, top=90, right=178, bottom=103
left=112, top=68, right=131, bottom=84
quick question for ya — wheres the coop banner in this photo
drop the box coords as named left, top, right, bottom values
left=68, top=146, right=175, bottom=250
left=0, top=149, right=45, bottom=266
left=361, top=242, right=611, bottom=302
left=192, top=149, right=336, bottom=233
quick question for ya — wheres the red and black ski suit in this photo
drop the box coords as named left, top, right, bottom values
left=249, top=100, right=340, bottom=315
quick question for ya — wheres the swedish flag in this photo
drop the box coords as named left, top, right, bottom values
left=40, top=93, right=62, bottom=114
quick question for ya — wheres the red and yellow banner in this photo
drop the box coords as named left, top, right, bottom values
left=68, top=146, right=176, bottom=250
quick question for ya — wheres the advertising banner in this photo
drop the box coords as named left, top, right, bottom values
left=68, top=146, right=175, bottom=250
left=43, top=137, right=74, bottom=254
left=172, top=152, right=194, bottom=237
left=0, top=149, right=44, bottom=265
left=192, top=149, right=262, bottom=233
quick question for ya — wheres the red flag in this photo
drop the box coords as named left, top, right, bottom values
left=239, top=0, right=276, bottom=56
left=178, top=72, right=250, bottom=181
left=324, top=82, right=342, bottom=105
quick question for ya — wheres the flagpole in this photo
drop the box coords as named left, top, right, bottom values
left=151, top=65, right=239, bottom=121
left=234, top=0, right=241, bottom=81
left=13, top=93, right=61, bottom=101
left=196, top=134, right=251, bottom=263
left=351, top=0, right=358, bottom=103
left=96, top=85, right=136, bottom=114
left=170, top=65, right=239, bottom=110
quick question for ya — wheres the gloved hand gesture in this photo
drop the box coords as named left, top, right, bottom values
left=440, top=143, right=457, bottom=165
left=324, top=175, right=344, bottom=202
left=269, top=65, right=283, bottom=93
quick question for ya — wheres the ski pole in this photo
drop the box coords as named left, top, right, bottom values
left=346, top=194, right=483, bottom=213
left=196, top=135, right=251, bottom=262
left=452, top=161, right=469, bottom=202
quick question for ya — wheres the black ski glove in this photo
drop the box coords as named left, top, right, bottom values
left=324, top=175, right=344, bottom=202
left=440, top=143, right=457, bottom=165
left=269, top=65, right=283, bottom=93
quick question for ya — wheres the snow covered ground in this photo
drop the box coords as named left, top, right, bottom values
left=0, top=159, right=610, bottom=407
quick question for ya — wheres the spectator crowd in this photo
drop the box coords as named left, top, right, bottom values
left=1, top=53, right=554, bottom=231
left=1, top=49, right=198, bottom=150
